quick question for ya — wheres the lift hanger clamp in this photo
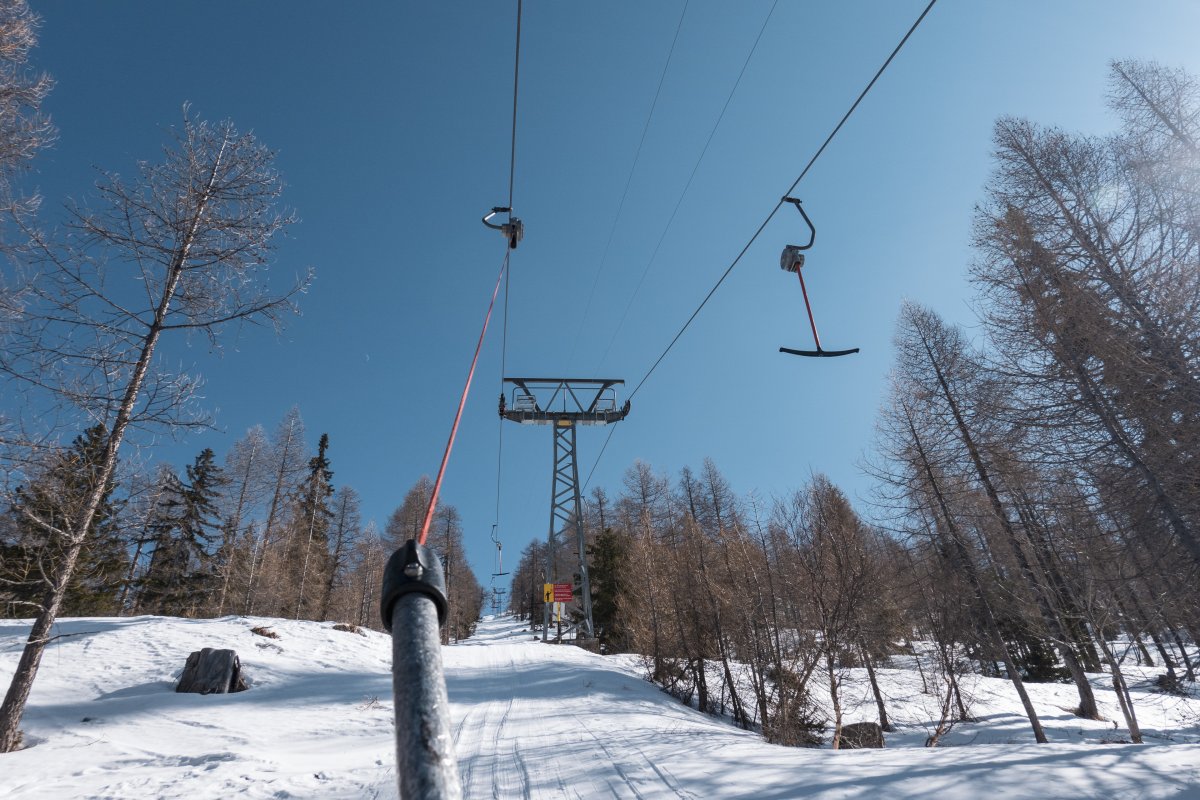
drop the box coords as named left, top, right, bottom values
left=482, top=206, right=524, bottom=250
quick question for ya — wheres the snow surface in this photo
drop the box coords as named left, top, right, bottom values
left=2, top=614, right=1200, bottom=799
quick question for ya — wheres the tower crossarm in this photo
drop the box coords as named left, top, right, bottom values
left=499, top=377, right=630, bottom=425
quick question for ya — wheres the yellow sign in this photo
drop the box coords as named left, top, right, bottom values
left=543, top=583, right=554, bottom=603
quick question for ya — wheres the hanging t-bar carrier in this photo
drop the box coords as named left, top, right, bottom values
left=490, top=523, right=509, bottom=577
left=778, top=197, right=859, bottom=358
left=482, top=206, right=524, bottom=249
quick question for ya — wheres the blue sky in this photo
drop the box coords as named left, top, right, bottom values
left=22, top=1, right=1200, bottom=586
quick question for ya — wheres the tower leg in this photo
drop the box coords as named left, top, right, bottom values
left=569, top=425, right=595, bottom=638
left=547, top=421, right=595, bottom=640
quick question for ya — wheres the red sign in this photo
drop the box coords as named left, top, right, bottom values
left=552, top=582, right=574, bottom=602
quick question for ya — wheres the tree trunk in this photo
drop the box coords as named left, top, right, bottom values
left=904, top=408, right=1048, bottom=743
left=116, top=536, right=148, bottom=615
left=825, top=648, right=843, bottom=750
left=318, top=498, right=352, bottom=621
left=910, top=638, right=930, bottom=694
left=246, top=420, right=301, bottom=615
left=919, top=332, right=1101, bottom=721
left=862, top=644, right=892, bottom=732
left=218, top=441, right=260, bottom=615
left=0, top=532, right=85, bottom=751
left=1097, top=635, right=1143, bottom=744
left=294, top=497, right=321, bottom=620
left=1167, top=627, right=1196, bottom=682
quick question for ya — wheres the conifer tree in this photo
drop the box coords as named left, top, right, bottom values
left=138, top=449, right=226, bottom=615
left=587, top=527, right=633, bottom=652
left=3, top=425, right=126, bottom=617
left=291, top=433, right=333, bottom=619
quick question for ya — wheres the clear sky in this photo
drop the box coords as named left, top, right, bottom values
left=21, top=1, right=1200, bottom=590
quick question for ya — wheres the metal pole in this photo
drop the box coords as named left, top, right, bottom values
left=381, top=539, right=462, bottom=800
left=390, top=594, right=462, bottom=799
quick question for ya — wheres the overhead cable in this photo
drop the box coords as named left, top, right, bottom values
left=508, top=0, right=523, bottom=210
left=422, top=1, right=524, bottom=548
left=597, top=0, right=780, bottom=370
left=568, top=0, right=691, bottom=364
left=493, top=0, right=524, bottom=561
left=583, top=0, right=939, bottom=491
left=419, top=251, right=510, bottom=547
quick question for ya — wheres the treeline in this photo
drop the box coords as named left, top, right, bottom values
left=867, top=59, right=1200, bottom=744
left=384, top=476, right=484, bottom=644
left=0, top=406, right=484, bottom=640
left=510, top=60, right=1199, bottom=748
left=514, top=463, right=911, bottom=749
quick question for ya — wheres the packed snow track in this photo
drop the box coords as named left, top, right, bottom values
left=2, top=615, right=1199, bottom=798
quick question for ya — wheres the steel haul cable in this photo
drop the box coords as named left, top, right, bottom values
left=420, top=0, right=524, bottom=548
left=492, top=256, right=509, bottom=574
left=507, top=0, right=522, bottom=210
left=597, top=0, right=780, bottom=371
left=569, top=0, right=691, bottom=364
left=583, top=0, right=939, bottom=491
left=418, top=252, right=510, bottom=547
left=492, top=0, right=522, bottom=574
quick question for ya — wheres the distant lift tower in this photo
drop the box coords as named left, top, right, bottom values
left=500, top=378, right=630, bottom=640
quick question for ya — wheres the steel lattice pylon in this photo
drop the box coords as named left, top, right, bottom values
left=549, top=419, right=590, bottom=635
left=500, top=378, right=630, bottom=641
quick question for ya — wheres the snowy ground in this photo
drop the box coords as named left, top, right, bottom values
left=1, top=614, right=1199, bottom=798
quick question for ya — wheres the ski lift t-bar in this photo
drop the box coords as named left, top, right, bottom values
left=381, top=539, right=463, bottom=799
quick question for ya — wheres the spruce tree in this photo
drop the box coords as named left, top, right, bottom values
left=291, top=433, right=334, bottom=618
left=138, top=449, right=227, bottom=615
left=4, top=425, right=126, bottom=617
left=588, top=528, right=633, bottom=652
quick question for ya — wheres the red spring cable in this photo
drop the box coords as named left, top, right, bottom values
left=796, top=269, right=823, bottom=351
left=418, top=254, right=509, bottom=546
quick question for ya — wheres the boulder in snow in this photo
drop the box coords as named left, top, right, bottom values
left=176, top=648, right=248, bottom=695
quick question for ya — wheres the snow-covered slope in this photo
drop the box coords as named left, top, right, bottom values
left=2, top=615, right=1199, bottom=799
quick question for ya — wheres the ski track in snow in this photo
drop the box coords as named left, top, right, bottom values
left=2, top=614, right=1200, bottom=798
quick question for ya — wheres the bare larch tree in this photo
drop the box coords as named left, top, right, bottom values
left=0, top=111, right=310, bottom=752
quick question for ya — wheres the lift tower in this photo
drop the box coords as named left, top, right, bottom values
left=500, top=378, right=630, bottom=640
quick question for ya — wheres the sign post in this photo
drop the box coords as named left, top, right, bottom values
left=539, top=582, right=579, bottom=642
